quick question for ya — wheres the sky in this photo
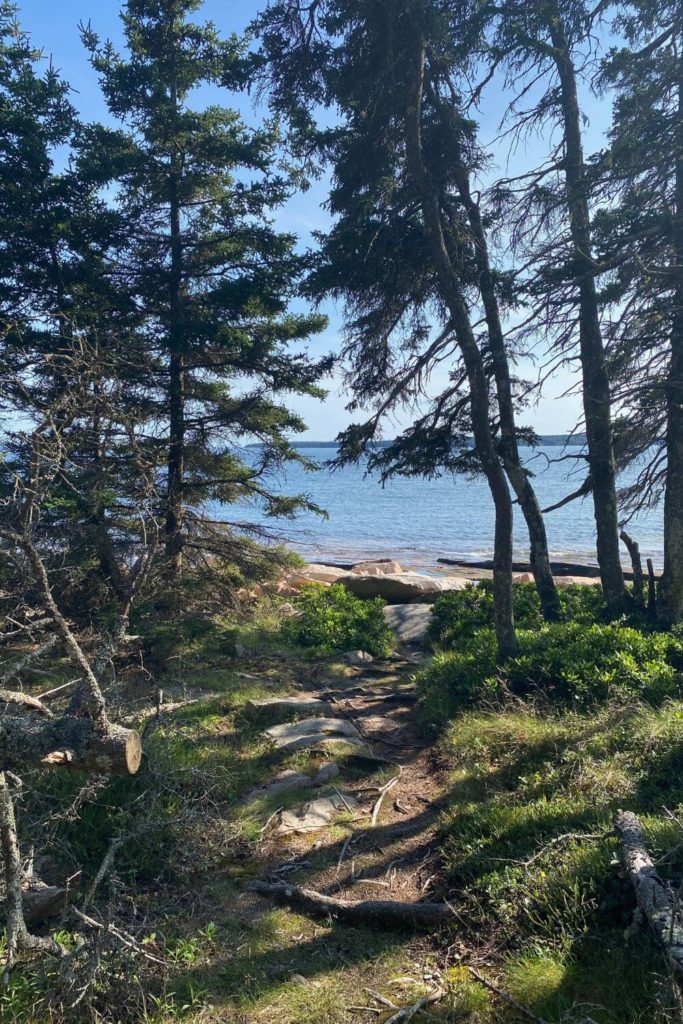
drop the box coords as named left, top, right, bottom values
left=13, top=0, right=614, bottom=439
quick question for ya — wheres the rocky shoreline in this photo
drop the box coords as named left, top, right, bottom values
left=281, top=557, right=606, bottom=604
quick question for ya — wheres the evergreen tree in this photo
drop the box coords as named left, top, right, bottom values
left=0, top=2, right=161, bottom=607
left=82, top=0, right=329, bottom=580
left=258, top=0, right=536, bottom=656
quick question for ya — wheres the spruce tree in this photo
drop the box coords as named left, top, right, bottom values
left=82, top=0, right=329, bottom=580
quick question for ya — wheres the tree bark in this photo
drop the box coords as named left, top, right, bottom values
left=405, top=33, right=517, bottom=658
left=658, top=43, right=683, bottom=624
left=0, top=716, right=142, bottom=775
left=0, top=773, right=60, bottom=978
left=452, top=162, right=560, bottom=620
left=615, top=810, right=683, bottom=977
left=546, top=6, right=627, bottom=615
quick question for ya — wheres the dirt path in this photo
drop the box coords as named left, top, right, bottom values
left=244, top=648, right=450, bottom=925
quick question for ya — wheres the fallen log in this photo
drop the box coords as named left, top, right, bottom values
left=246, top=880, right=454, bottom=929
left=615, top=809, right=683, bottom=976
left=0, top=716, right=142, bottom=775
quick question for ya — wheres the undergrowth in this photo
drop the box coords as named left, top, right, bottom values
left=280, top=582, right=393, bottom=656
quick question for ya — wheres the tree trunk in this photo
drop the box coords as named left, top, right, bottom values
left=0, top=716, right=142, bottom=775
left=453, top=163, right=560, bottom=620
left=165, top=68, right=185, bottom=578
left=546, top=8, right=627, bottom=616
left=405, top=34, right=517, bottom=659
left=658, top=46, right=683, bottom=624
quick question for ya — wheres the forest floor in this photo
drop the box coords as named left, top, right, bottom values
left=6, top=607, right=683, bottom=1023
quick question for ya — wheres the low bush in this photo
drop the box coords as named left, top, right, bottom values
left=428, top=580, right=606, bottom=649
left=280, top=583, right=393, bottom=656
left=418, top=620, right=683, bottom=730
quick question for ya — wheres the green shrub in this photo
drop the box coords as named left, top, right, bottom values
left=428, top=581, right=606, bottom=649
left=281, top=583, right=393, bottom=656
left=417, top=621, right=683, bottom=730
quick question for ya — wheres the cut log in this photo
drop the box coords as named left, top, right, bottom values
left=246, top=880, right=454, bottom=929
left=0, top=716, right=142, bottom=775
left=22, top=883, right=72, bottom=926
left=615, top=809, right=683, bottom=976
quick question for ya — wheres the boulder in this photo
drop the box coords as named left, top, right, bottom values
left=289, top=564, right=353, bottom=587
left=344, top=650, right=374, bottom=666
left=342, top=572, right=469, bottom=604
left=244, top=697, right=334, bottom=724
left=351, top=559, right=403, bottom=576
left=314, top=762, right=340, bottom=784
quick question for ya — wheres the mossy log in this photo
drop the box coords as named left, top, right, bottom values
left=0, top=716, right=142, bottom=775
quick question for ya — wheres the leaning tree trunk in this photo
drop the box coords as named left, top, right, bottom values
left=453, top=162, right=560, bottom=621
left=405, top=34, right=517, bottom=659
left=547, top=8, right=627, bottom=616
left=659, top=45, right=683, bottom=625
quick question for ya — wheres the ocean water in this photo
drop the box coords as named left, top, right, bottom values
left=225, top=444, right=664, bottom=569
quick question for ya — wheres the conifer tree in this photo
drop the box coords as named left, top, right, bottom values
left=82, top=0, right=329, bottom=579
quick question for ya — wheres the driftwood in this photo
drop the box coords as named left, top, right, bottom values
left=246, top=880, right=453, bottom=929
left=615, top=809, right=683, bottom=976
left=619, top=531, right=645, bottom=608
left=0, top=716, right=142, bottom=775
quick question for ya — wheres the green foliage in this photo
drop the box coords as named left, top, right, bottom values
left=436, top=702, right=683, bottom=1022
left=429, top=581, right=606, bottom=649
left=418, top=619, right=683, bottom=730
left=281, top=583, right=393, bottom=656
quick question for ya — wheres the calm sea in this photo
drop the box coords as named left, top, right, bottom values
left=225, top=444, right=664, bottom=569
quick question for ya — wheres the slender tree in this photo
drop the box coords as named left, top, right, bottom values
left=596, top=1, right=683, bottom=621
left=462, top=0, right=628, bottom=614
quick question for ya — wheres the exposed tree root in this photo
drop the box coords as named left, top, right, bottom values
left=246, top=880, right=454, bottom=929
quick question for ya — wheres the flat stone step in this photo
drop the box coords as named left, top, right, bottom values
left=383, top=604, right=433, bottom=646
left=264, top=717, right=362, bottom=752
left=245, top=697, right=334, bottom=724
left=247, top=763, right=341, bottom=801
left=276, top=793, right=359, bottom=835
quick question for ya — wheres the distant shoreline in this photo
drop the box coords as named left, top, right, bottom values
left=248, top=434, right=587, bottom=450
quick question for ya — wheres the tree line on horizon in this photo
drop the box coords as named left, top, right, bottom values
left=0, top=0, right=682, bottom=668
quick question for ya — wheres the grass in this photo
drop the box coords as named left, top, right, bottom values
left=6, top=600, right=683, bottom=1022
left=433, top=700, right=683, bottom=1022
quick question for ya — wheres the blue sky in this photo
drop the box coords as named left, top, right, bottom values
left=15, top=0, right=612, bottom=439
